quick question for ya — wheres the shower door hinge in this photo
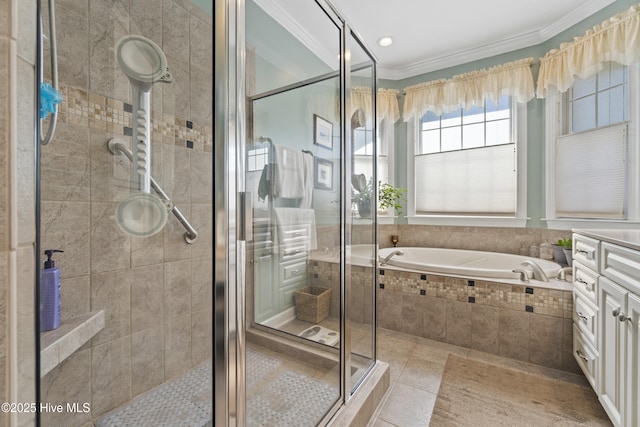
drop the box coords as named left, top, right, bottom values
left=238, top=192, right=252, bottom=242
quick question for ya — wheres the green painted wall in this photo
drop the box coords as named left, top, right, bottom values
left=191, top=0, right=212, bottom=15
left=389, top=0, right=637, bottom=228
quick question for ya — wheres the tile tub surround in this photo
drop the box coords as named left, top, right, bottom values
left=38, top=1, right=214, bottom=425
left=378, top=224, right=571, bottom=255
left=310, top=257, right=579, bottom=374
left=377, top=267, right=579, bottom=373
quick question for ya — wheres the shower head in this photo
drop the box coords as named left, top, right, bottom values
left=113, top=35, right=173, bottom=238
left=115, top=35, right=173, bottom=90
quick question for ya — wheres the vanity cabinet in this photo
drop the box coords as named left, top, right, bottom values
left=573, top=232, right=640, bottom=427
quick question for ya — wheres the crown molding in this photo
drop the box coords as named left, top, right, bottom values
left=378, top=0, right=615, bottom=80
left=377, top=29, right=542, bottom=80
left=539, top=0, right=615, bottom=40
left=252, top=0, right=337, bottom=70
left=253, top=0, right=615, bottom=81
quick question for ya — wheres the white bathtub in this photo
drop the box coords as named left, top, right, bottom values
left=378, top=247, right=562, bottom=280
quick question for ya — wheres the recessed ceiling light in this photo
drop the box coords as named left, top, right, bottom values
left=377, top=36, right=394, bottom=47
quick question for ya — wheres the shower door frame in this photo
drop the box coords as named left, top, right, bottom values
left=215, top=0, right=379, bottom=425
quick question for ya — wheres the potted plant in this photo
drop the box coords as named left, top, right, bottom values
left=557, top=237, right=573, bottom=266
left=352, top=178, right=373, bottom=218
left=378, top=182, right=407, bottom=217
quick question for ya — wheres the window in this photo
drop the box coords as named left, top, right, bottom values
left=545, top=62, right=640, bottom=229
left=247, top=147, right=268, bottom=172
left=566, top=61, right=628, bottom=133
left=354, top=122, right=389, bottom=186
left=419, top=96, right=512, bottom=154
left=409, top=96, right=527, bottom=226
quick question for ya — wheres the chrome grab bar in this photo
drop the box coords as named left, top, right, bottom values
left=108, top=139, right=198, bottom=244
left=40, top=0, right=59, bottom=146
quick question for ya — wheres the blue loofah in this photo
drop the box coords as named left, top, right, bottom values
left=40, top=82, right=63, bottom=119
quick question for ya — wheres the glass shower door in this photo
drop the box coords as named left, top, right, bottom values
left=348, top=32, right=377, bottom=390
left=243, top=0, right=343, bottom=425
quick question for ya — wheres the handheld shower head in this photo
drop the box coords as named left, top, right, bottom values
left=114, top=35, right=173, bottom=238
left=115, top=35, right=173, bottom=89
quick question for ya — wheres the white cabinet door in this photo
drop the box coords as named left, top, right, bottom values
left=599, top=277, right=627, bottom=427
left=626, top=292, right=640, bottom=427
left=254, top=252, right=276, bottom=323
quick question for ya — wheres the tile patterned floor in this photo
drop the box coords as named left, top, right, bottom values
left=368, top=328, right=611, bottom=427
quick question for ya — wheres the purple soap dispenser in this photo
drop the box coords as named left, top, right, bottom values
left=40, top=249, right=63, bottom=331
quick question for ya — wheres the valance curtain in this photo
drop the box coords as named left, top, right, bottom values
left=537, top=3, right=640, bottom=98
left=351, top=87, right=401, bottom=123
left=402, top=57, right=535, bottom=122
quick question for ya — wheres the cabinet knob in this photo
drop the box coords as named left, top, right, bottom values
left=618, top=313, right=632, bottom=323
left=613, top=308, right=622, bottom=318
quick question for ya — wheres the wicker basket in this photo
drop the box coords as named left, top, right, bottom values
left=295, top=286, right=331, bottom=323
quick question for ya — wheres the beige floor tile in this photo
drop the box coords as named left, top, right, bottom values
left=397, top=356, right=444, bottom=394
left=377, top=382, right=437, bottom=427
left=370, top=328, right=610, bottom=427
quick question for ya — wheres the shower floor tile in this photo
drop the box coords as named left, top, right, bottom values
left=94, top=343, right=339, bottom=427
left=95, top=359, right=212, bottom=427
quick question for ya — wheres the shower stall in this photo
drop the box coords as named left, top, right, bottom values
left=31, top=0, right=383, bottom=425
left=216, top=0, right=385, bottom=424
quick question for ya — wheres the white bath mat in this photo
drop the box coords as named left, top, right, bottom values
left=298, top=325, right=340, bottom=346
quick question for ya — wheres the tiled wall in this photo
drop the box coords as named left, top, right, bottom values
left=310, top=259, right=579, bottom=374
left=376, top=268, right=578, bottom=373
left=1, top=0, right=38, bottom=426
left=38, top=1, right=213, bottom=426
left=379, top=224, right=572, bottom=254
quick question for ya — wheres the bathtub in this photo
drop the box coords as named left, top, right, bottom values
left=378, top=247, right=562, bottom=280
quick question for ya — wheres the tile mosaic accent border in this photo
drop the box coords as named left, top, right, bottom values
left=310, top=260, right=572, bottom=318
left=49, top=83, right=213, bottom=152
left=376, top=268, right=573, bottom=318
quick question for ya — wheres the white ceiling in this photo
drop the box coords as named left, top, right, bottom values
left=258, top=0, right=616, bottom=80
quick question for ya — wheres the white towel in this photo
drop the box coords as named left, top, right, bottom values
left=299, top=152, right=315, bottom=209
left=273, top=145, right=305, bottom=199
left=273, top=207, right=318, bottom=251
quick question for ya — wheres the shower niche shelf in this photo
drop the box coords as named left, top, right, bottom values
left=40, top=310, right=105, bottom=377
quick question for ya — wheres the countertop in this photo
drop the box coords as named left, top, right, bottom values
left=573, top=229, right=640, bottom=252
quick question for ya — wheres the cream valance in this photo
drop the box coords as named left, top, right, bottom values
left=537, top=4, right=640, bottom=98
left=402, top=58, right=535, bottom=122
left=351, top=87, right=401, bottom=123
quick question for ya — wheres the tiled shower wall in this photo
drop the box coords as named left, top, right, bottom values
left=38, top=1, right=213, bottom=426
left=1, top=0, right=38, bottom=426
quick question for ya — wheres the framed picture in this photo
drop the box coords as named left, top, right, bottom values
left=314, top=157, right=333, bottom=190
left=313, top=114, right=333, bottom=150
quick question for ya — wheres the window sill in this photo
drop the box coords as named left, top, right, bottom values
left=543, top=218, right=640, bottom=230
left=407, top=215, right=528, bottom=227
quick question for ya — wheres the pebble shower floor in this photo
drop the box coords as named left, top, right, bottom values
left=95, top=347, right=337, bottom=426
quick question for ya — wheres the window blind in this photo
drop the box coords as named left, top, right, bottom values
left=555, top=124, right=627, bottom=218
left=415, top=143, right=516, bottom=214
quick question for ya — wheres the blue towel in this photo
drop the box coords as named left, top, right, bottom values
left=40, top=82, right=63, bottom=119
